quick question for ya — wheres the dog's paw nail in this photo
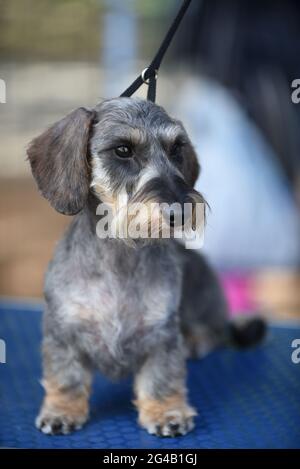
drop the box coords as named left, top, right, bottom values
left=168, top=422, right=181, bottom=436
left=169, top=422, right=180, bottom=431
left=35, top=412, right=86, bottom=435
left=142, top=406, right=196, bottom=438
left=50, top=420, right=63, bottom=434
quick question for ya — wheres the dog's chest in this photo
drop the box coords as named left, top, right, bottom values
left=68, top=248, right=182, bottom=377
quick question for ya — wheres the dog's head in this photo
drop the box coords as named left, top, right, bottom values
left=28, top=97, right=205, bottom=241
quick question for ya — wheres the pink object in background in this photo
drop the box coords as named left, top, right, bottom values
left=220, top=273, right=256, bottom=317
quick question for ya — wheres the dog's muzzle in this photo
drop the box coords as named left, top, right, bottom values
left=132, top=175, right=206, bottom=230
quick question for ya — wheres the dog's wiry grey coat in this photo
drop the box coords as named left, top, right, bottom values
left=28, top=97, right=264, bottom=438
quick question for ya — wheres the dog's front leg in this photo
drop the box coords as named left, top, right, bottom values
left=134, top=338, right=196, bottom=437
left=36, top=335, right=92, bottom=435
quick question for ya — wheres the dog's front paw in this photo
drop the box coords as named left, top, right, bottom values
left=35, top=409, right=87, bottom=435
left=146, top=408, right=196, bottom=437
left=137, top=395, right=197, bottom=437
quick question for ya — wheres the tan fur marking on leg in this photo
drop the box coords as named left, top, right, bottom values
left=42, top=379, right=90, bottom=419
left=134, top=392, right=197, bottom=427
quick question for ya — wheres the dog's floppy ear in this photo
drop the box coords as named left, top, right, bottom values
left=27, top=107, right=95, bottom=215
left=183, top=143, right=200, bottom=187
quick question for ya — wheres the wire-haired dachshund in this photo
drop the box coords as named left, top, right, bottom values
left=28, top=97, right=265, bottom=437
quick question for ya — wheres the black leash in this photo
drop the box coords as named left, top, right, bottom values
left=120, top=0, right=192, bottom=103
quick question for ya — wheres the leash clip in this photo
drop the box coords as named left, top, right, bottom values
left=141, top=68, right=158, bottom=85
left=120, top=0, right=192, bottom=102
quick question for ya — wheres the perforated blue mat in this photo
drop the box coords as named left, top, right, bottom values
left=0, top=301, right=299, bottom=449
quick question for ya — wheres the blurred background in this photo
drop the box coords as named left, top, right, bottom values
left=0, top=0, right=299, bottom=321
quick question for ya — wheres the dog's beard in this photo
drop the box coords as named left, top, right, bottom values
left=127, top=183, right=206, bottom=240
left=100, top=198, right=165, bottom=246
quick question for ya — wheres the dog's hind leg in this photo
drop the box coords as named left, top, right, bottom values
left=178, top=246, right=266, bottom=358
left=36, top=335, right=92, bottom=435
left=178, top=246, right=229, bottom=358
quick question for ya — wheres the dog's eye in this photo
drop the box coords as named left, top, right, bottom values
left=115, top=145, right=133, bottom=159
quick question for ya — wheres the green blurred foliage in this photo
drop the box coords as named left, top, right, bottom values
left=0, top=0, right=102, bottom=61
left=134, top=0, right=174, bottom=17
left=0, top=0, right=174, bottom=62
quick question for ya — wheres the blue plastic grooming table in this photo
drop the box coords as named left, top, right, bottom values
left=0, top=301, right=299, bottom=449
